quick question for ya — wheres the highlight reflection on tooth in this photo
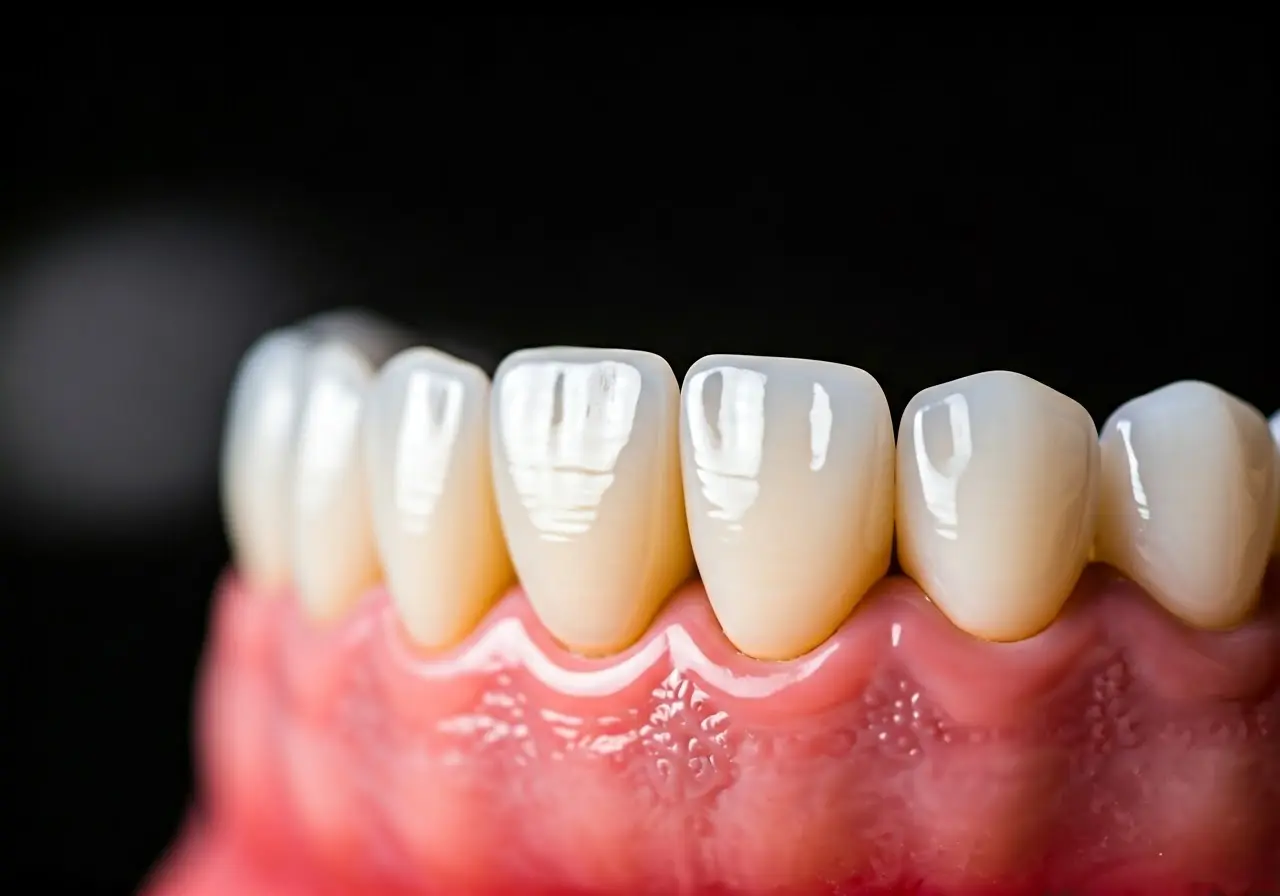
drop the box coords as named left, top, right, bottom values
left=221, top=329, right=311, bottom=589
left=292, top=341, right=381, bottom=621
left=364, top=348, right=514, bottom=650
left=491, top=347, right=693, bottom=656
left=1097, top=382, right=1278, bottom=628
left=680, top=355, right=895, bottom=660
left=896, top=371, right=1099, bottom=641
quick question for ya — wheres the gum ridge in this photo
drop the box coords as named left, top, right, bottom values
left=144, top=565, right=1280, bottom=896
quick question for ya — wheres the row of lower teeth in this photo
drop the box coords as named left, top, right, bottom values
left=221, top=309, right=1280, bottom=660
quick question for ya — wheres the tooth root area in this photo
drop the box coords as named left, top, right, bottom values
left=1097, top=381, right=1279, bottom=628
left=491, top=348, right=693, bottom=656
left=292, top=341, right=381, bottom=622
left=220, top=329, right=313, bottom=589
left=364, top=348, right=513, bottom=650
left=681, top=355, right=895, bottom=661
left=896, top=371, right=1100, bottom=642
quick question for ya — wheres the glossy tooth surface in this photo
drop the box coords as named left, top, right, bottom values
left=491, top=347, right=693, bottom=655
left=897, top=371, right=1099, bottom=641
left=220, top=329, right=311, bottom=588
left=292, top=341, right=380, bottom=621
left=680, top=355, right=894, bottom=660
left=1097, top=382, right=1278, bottom=628
left=364, top=348, right=514, bottom=649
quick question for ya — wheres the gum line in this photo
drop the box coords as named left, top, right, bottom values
left=160, top=567, right=1280, bottom=895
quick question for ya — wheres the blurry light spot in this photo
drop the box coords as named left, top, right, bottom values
left=0, top=209, right=306, bottom=535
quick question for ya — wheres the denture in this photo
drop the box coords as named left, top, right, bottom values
left=144, top=310, right=1280, bottom=895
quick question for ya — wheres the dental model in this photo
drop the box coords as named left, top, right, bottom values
left=146, top=310, right=1280, bottom=895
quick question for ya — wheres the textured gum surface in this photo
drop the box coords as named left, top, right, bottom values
left=148, top=566, right=1280, bottom=894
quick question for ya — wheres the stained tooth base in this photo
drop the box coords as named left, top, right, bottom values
left=144, top=569, right=1280, bottom=896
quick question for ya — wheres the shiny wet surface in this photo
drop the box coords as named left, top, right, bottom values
left=147, top=568, right=1280, bottom=894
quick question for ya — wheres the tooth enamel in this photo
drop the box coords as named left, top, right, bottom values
left=303, top=308, right=413, bottom=367
left=679, top=355, right=895, bottom=660
left=220, top=329, right=312, bottom=588
left=490, top=347, right=693, bottom=655
left=896, top=371, right=1100, bottom=641
left=291, top=340, right=381, bottom=621
left=364, top=347, right=514, bottom=649
left=1096, top=382, right=1278, bottom=628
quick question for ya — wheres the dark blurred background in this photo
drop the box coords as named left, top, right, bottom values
left=0, top=17, right=1270, bottom=894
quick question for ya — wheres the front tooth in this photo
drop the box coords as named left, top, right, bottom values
left=1096, top=382, right=1278, bottom=628
left=490, top=347, right=693, bottom=655
left=364, top=347, right=514, bottom=650
left=896, top=371, right=1100, bottom=641
left=680, top=355, right=895, bottom=660
left=220, top=329, right=311, bottom=588
left=292, top=340, right=381, bottom=621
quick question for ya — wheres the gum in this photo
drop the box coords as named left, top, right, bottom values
left=148, top=566, right=1280, bottom=895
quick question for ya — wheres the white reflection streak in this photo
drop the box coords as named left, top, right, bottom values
left=380, top=602, right=839, bottom=700
left=809, top=382, right=832, bottom=472
left=687, top=367, right=765, bottom=531
left=392, top=371, right=464, bottom=532
left=501, top=361, right=640, bottom=541
left=1115, top=419, right=1150, bottom=522
left=296, top=377, right=361, bottom=511
left=913, top=393, right=972, bottom=541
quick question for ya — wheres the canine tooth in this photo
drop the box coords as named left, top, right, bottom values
left=292, top=341, right=380, bottom=621
left=680, top=355, right=894, bottom=660
left=897, top=371, right=1099, bottom=641
left=1097, top=382, right=1278, bottom=628
left=220, top=329, right=311, bottom=588
left=364, top=348, right=514, bottom=649
left=490, top=347, right=693, bottom=655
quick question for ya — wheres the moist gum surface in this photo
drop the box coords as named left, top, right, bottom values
left=155, top=567, right=1280, bottom=895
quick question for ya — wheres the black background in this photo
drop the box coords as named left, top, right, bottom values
left=1, top=17, right=1272, bottom=894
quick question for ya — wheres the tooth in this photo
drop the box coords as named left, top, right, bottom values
left=490, top=347, right=693, bottom=655
left=1096, top=382, right=1278, bottom=628
left=364, top=347, right=514, bottom=649
left=292, top=340, right=381, bottom=621
left=220, top=329, right=311, bottom=588
left=896, top=371, right=1099, bottom=641
left=303, top=308, right=413, bottom=366
left=679, top=355, right=895, bottom=660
